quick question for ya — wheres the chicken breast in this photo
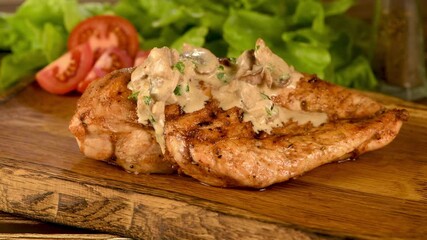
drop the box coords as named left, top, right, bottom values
left=69, top=39, right=408, bottom=188
left=69, top=68, right=176, bottom=174
left=273, top=74, right=384, bottom=120
left=164, top=100, right=407, bottom=188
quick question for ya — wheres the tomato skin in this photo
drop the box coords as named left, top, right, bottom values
left=36, top=43, right=94, bottom=95
left=68, top=15, right=139, bottom=58
left=77, top=47, right=133, bottom=93
left=134, top=50, right=150, bottom=67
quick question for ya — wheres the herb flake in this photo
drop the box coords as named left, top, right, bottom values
left=149, top=115, right=156, bottom=123
left=265, top=107, right=273, bottom=116
left=217, top=72, right=228, bottom=83
left=174, top=61, right=185, bottom=74
left=174, top=85, right=182, bottom=96
left=265, top=104, right=276, bottom=117
left=143, top=95, right=152, bottom=105
left=127, top=91, right=139, bottom=101
left=260, top=92, right=270, bottom=100
left=277, top=73, right=290, bottom=85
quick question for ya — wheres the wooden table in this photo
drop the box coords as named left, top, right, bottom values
left=1, top=1, right=427, bottom=239
left=0, top=211, right=119, bottom=240
left=0, top=81, right=426, bottom=239
left=6, top=1, right=125, bottom=239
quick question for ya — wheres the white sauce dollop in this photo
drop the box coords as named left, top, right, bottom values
left=128, top=39, right=328, bottom=152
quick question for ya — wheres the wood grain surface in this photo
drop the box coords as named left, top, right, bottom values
left=1, top=1, right=427, bottom=239
left=0, top=82, right=426, bottom=240
left=0, top=211, right=122, bottom=240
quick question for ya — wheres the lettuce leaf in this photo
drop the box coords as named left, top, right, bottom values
left=334, top=55, right=377, bottom=89
left=223, top=9, right=285, bottom=55
left=1, top=0, right=378, bottom=94
left=324, top=0, right=355, bottom=16
left=0, top=14, right=17, bottom=50
left=291, top=0, right=324, bottom=29
left=0, top=0, right=111, bottom=93
left=171, top=26, right=209, bottom=50
left=12, top=0, right=65, bottom=27
left=281, top=41, right=331, bottom=79
left=0, top=50, right=47, bottom=90
left=42, top=23, right=67, bottom=62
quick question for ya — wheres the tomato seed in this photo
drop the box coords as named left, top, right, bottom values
left=56, top=59, right=77, bottom=82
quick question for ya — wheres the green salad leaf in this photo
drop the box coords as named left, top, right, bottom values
left=113, top=0, right=377, bottom=90
left=42, top=23, right=67, bottom=62
left=0, top=0, right=377, bottom=95
left=171, top=26, right=209, bottom=50
left=223, top=8, right=285, bottom=55
left=0, top=0, right=112, bottom=93
left=0, top=50, right=47, bottom=90
left=0, top=13, right=17, bottom=50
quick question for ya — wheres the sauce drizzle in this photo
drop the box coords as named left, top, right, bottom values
left=128, top=39, right=328, bottom=152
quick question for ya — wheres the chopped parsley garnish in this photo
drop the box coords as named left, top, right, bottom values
left=149, top=115, right=156, bottom=123
left=265, top=104, right=275, bottom=117
left=217, top=72, right=228, bottom=83
left=260, top=92, right=271, bottom=100
left=229, top=57, right=237, bottom=64
left=174, top=85, right=182, bottom=96
left=265, top=107, right=273, bottom=116
left=127, top=91, right=139, bottom=101
left=185, top=84, right=190, bottom=92
left=143, top=96, right=152, bottom=105
left=173, top=61, right=185, bottom=74
left=218, top=65, right=225, bottom=71
left=278, top=73, right=290, bottom=84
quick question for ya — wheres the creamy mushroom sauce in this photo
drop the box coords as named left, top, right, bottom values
left=128, top=39, right=328, bottom=152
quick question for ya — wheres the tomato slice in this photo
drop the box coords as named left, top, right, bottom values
left=36, top=43, right=94, bottom=95
left=134, top=50, right=150, bottom=67
left=77, top=47, right=133, bottom=93
left=68, top=15, right=139, bottom=59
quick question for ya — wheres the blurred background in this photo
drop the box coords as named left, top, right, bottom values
left=2, top=0, right=425, bottom=33
left=1, top=0, right=426, bottom=99
left=2, top=0, right=425, bottom=50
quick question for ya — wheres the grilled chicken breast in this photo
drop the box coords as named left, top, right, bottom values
left=273, top=74, right=384, bottom=120
left=164, top=97, right=407, bottom=188
left=69, top=68, right=176, bottom=174
left=69, top=39, right=408, bottom=188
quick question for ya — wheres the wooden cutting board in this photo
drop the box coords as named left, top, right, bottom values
left=0, top=83, right=426, bottom=240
